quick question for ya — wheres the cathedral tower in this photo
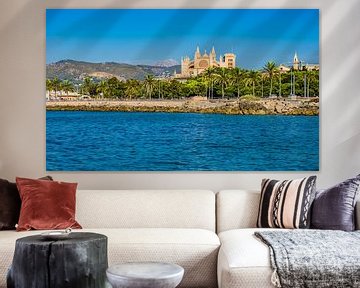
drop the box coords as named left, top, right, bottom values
left=293, top=52, right=300, bottom=70
left=220, top=53, right=236, bottom=68
left=210, top=46, right=216, bottom=67
left=181, top=56, right=190, bottom=77
left=224, top=53, right=236, bottom=68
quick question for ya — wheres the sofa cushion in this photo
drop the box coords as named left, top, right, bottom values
left=0, top=179, right=20, bottom=230
left=0, top=228, right=220, bottom=288
left=217, top=228, right=276, bottom=288
left=0, top=176, right=53, bottom=230
left=257, top=176, right=316, bottom=229
left=16, top=177, right=81, bottom=231
left=216, top=190, right=260, bottom=233
left=311, top=174, right=360, bottom=231
left=76, top=190, right=216, bottom=231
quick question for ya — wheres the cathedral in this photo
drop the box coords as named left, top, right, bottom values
left=174, top=46, right=236, bottom=79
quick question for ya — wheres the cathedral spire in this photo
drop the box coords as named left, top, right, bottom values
left=293, top=52, right=300, bottom=71
left=294, top=52, right=299, bottom=63
left=195, top=46, right=201, bottom=59
left=211, top=46, right=216, bottom=55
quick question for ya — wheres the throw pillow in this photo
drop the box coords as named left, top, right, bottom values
left=257, top=176, right=317, bottom=229
left=0, top=176, right=52, bottom=230
left=311, top=174, right=360, bottom=231
left=16, top=177, right=82, bottom=231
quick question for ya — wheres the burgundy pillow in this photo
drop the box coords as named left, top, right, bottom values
left=0, top=176, right=52, bottom=230
left=311, top=174, right=360, bottom=231
left=16, top=177, right=82, bottom=231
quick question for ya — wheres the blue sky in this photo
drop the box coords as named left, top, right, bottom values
left=46, top=9, right=319, bottom=69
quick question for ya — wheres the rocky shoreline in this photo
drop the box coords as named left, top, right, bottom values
left=46, top=97, right=319, bottom=116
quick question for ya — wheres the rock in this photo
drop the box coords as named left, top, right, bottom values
left=275, top=105, right=283, bottom=113
left=46, top=99, right=319, bottom=116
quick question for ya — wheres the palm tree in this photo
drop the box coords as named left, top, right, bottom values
left=60, top=80, right=74, bottom=96
left=306, top=70, right=318, bottom=97
left=82, top=77, right=93, bottom=96
left=143, top=74, right=156, bottom=100
left=302, top=71, right=307, bottom=97
left=106, top=77, right=123, bottom=98
left=263, top=61, right=277, bottom=96
left=278, top=71, right=282, bottom=97
left=157, top=79, right=166, bottom=99
left=289, top=68, right=295, bottom=96
left=202, top=68, right=215, bottom=99
left=260, top=73, right=266, bottom=98
left=231, top=67, right=245, bottom=99
left=167, top=79, right=184, bottom=99
left=214, top=68, right=229, bottom=99
left=97, top=80, right=107, bottom=99
left=46, top=79, right=53, bottom=99
left=125, top=79, right=140, bottom=100
left=245, top=70, right=260, bottom=96
left=51, top=77, right=61, bottom=99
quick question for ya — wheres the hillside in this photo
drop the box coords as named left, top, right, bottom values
left=46, top=60, right=181, bottom=82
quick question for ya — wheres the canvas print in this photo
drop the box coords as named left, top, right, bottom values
left=46, top=9, right=319, bottom=171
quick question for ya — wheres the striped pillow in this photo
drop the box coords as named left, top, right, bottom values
left=257, top=176, right=317, bottom=229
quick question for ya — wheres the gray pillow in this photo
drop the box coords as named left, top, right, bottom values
left=311, top=174, right=360, bottom=231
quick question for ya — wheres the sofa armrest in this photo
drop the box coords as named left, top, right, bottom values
left=356, top=200, right=360, bottom=230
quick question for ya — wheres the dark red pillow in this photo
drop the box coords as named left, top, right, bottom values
left=0, top=176, right=53, bottom=230
left=16, top=177, right=82, bottom=231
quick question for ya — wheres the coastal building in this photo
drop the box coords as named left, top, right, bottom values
left=174, top=46, right=236, bottom=79
left=279, top=52, right=319, bottom=72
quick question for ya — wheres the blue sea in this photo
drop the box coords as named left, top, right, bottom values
left=46, top=111, right=319, bottom=171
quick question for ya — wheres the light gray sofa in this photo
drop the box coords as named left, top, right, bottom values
left=1, top=189, right=359, bottom=288
left=216, top=190, right=273, bottom=288
left=0, top=190, right=219, bottom=288
left=216, top=190, right=360, bottom=288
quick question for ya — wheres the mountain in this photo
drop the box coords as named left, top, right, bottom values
left=154, top=59, right=179, bottom=67
left=46, top=60, right=181, bottom=83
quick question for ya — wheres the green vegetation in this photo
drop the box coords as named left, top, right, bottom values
left=263, top=61, right=277, bottom=96
left=46, top=63, right=319, bottom=100
left=47, top=77, right=75, bottom=98
left=241, top=95, right=262, bottom=101
left=143, top=75, right=156, bottom=100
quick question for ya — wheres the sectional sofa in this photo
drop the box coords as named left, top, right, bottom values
left=0, top=189, right=359, bottom=288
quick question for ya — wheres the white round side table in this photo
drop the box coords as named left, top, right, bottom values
left=106, top=262, right=184, bottom=288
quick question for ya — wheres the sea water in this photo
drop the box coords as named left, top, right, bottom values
left=46, top=111, right=319, bottom=171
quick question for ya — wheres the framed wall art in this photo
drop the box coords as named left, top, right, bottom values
left=46, top=9, right=319, bottom=171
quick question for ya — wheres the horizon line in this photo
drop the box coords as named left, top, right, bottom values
left=46, top=58, right=320, bottom=69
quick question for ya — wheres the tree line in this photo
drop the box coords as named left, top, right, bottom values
left=46, top=61, right=319, bottom=100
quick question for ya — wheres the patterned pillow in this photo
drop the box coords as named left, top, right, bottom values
left=257, top=176, right=317, bottom=229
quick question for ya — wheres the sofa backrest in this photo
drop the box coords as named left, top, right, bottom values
left=217, top=190, right=360, bottom=232
left=216, top=190, right=260, bottom=233
left=76, top=190, right=216, bottom=231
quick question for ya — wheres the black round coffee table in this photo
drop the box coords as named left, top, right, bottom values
left=7, top=232, right=108, bottom=288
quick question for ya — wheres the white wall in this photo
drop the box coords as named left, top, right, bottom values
left=0, top=0, right=359, bottom=190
